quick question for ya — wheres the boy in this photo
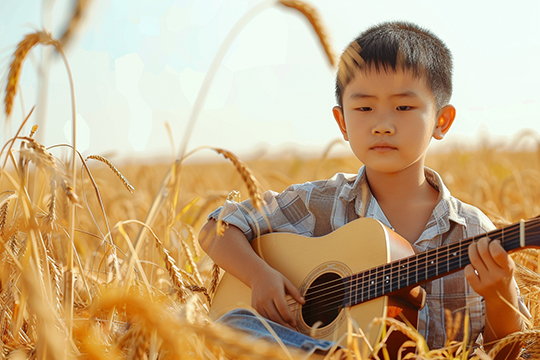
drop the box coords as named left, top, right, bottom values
left=199, top=21, right=529, bottom=358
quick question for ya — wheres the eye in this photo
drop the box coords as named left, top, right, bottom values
left=396, top=106, right=413, bottom=111
left=356, top=107, right=372, bottom=112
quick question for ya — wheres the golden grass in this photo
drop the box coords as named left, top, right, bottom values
left=1, top=128, right=540, bottom=359
left=2, top=1, right=539, bottom=358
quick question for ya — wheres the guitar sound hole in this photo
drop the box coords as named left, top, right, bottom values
left=302, top=272, right=345, bottom=328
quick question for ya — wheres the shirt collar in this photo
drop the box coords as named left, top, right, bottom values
left=340, top=166, right=467, bottom=237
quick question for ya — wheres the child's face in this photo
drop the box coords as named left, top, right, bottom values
left=333, top=68, right=452, bottom=175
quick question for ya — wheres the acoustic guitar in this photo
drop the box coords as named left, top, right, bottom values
left=209, top=217, right=540, bottom=354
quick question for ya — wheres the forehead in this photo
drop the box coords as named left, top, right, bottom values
left=343, top=66, right=434, bottom=99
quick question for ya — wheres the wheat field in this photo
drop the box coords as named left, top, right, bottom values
left=1, top=0, right=540, bottom=359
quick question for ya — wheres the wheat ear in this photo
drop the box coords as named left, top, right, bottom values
left=58, top=0, right=90, bottom=46
left=5, top=32, right=58, bottom=117
left=153, top=229, right=212, bottom=304
left=278, top=0, right=337, bottom=67
left=0, top=190, right=16, bottom=237
left=487, top=329, right=540, bottom=358
left=44, top=180, right=57, bottom=224
left=213, top=148, right=263, bottom=212
left=86, top=155, right=135, bottom=193
left=208, top=263, right=221, bottom=301
left=371, top=317, right=430, bottom=356
left=173, top=227, right=203, bottom=285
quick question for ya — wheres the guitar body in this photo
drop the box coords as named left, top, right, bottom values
left=209, top=218, right=418, bottom=353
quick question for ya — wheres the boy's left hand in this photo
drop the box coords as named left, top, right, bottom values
left=464, top=237, right=517, bottom=303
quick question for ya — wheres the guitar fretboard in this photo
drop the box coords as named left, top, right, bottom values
left=345, top=222, right=525, bottom=307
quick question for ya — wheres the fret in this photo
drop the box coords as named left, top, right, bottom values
left=426, top=249, right=438, bottom=279
left=343, top=217, right=540, bottom=308
left=360, top=271, right=366, bottom=303
left=459, top=240, right=470, bottom=268
left=383, top=263, right=392, bottom=295
left=368, top=267, right=377, bottom=300
left=437, top=245, right=449, bottom=276
left=447, top=242, right=462, bottom=271
left=398, top=257, right=408, bottom=289
left=416, top=252, right=428, bottom=283
left=375, top=265, right=384, bottom=298
left=409, top=254, right=418, bottom=286
left=348, top=273, right=356, bottom=308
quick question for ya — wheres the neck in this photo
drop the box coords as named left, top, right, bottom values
left=365, top=163, right=430, bottom=205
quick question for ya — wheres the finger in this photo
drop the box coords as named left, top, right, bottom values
left=468, top=241, right=485, bottom=276
left=477, top=237, right=502, bottom=277
left=489, top=240, right=514, bottom=272
left=464, top=264, right=480, bottom=288
left=274, top=296, right=296, bottom=328
left=264, top=302, right=291, bottom=328
left=284, top=277, right=305, bottom=305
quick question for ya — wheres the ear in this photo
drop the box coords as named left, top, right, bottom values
left=433, top=104, right=456, bottom=140
left=333, top=106, right=349, bottom=141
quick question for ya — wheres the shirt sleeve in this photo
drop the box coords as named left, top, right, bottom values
left=207, top=185, right=315, bottom=242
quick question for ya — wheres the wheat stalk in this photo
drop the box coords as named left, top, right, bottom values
left=86, top=155, right=135, bottom=193
left=213, top=148, right=263, bottom=212
left=278, top=0, right=337, bottom=67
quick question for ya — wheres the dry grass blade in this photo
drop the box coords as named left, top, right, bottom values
left=278, top=0, right=337, bottom=67
left=5, top=32, right=57, bottom=117
left=86, top=155, right=135, bottom=193
left=213, top=148, right=263, bottom=212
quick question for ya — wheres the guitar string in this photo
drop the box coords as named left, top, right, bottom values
left=288, top=230, right=536, bottom=317
left=285, top=226, right=537, bottom=315
left=292, top=226, right=523, bottom=305
left=287, top=239, right=480, bottom=314
left=291, top=222, right=531, bottom=303
left=290, top=232, right=528, bottom=314
left=287, top=236, right=523, bottom=318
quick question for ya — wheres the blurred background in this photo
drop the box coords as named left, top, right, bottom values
left=1, top=0, right=539, bottom=162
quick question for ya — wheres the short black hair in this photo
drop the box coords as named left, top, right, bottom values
left=335, top=21, right=453, bottom=110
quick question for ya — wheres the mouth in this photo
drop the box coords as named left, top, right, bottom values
left=370, top=143, right=397, bottom=152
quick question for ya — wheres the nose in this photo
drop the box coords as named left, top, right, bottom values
left=371, top=116, right=395, bottom=135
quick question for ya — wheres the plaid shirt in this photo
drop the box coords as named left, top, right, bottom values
left=209, top=166, right=527, bottom=349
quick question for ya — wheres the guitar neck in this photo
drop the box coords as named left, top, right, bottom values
left=345, top=219, right=539, bottom=307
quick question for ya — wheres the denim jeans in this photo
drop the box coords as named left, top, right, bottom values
left=217, top=309, right=336, bottom=353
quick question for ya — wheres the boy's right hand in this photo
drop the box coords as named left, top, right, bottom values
left=249, top=265, right=305, bottom=329
left=198, top=220, right=305, bottom=328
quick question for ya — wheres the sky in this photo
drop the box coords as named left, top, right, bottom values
left=1, top=0, right=540, bottom=162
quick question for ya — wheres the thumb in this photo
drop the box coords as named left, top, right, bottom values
left=283, top=277, right=305, bottom=305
